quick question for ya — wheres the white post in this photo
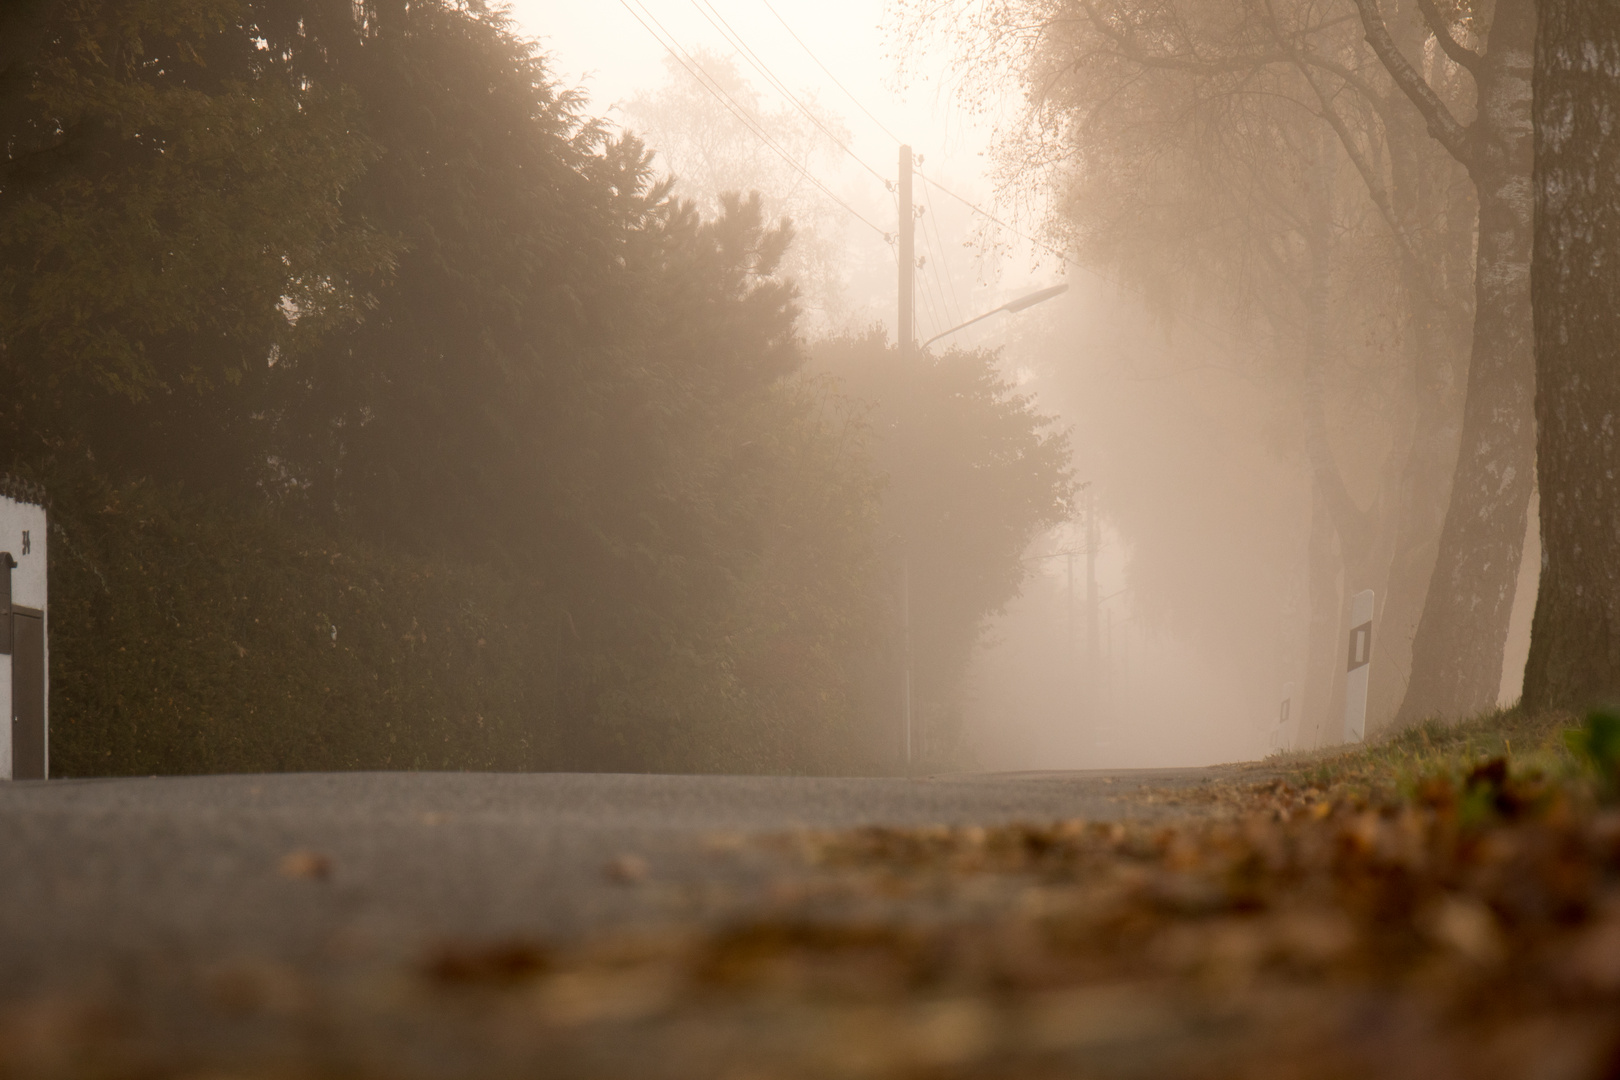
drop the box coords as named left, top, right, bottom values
left=1272, top=681, right=1296, bottom=753
left=1342, top=589, right=1374, bottom=743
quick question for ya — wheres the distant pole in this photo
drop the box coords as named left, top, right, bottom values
left=898, top=145, right=914, bottom=351
left=1067, top=550, right=1077, bottom=721
left=1066, top=552, right=1075, bottom=665
left=1086, top=487, right=1100, bottom=710
left=898, top=145, right=915, bottom=775
left=902, top=552, right=913, bottom=773
left=1105, top=606, right=1114, bottom=722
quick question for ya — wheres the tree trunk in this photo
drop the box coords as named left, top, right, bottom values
left=1369, top=311, right=1466, bottom=726
left=1521, top=2, right=1620, bottom=712
left=1367, top=51, right=1473, bottom=733
left=1298, top=129, right=1398, bottom=745
left=1303, top=487, right=1343, bottom=748
left=1299, top=139, right=1342, bottom=749
left=1395, top=0, right=1538, bottom=724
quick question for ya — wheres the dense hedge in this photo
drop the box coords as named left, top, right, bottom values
left=47, top=472, right=554, bottom=776
left=2, top=3, right=1070, bottom=779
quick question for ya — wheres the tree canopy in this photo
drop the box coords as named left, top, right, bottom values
left=2, top=0, right=1073, bottom=775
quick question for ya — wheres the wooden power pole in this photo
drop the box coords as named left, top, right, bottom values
left=898, top=144, right=915, bottom=772
left=898, top=145, right=914, bottom=350
left=1086, top=486, right=1100, bottom=716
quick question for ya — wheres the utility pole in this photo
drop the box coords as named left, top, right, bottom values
left=1085, top=486, right=1100, bottom=715
left=898, top=144, right=915, bottom=774
left=1105, top=606, right=1114, bottom=723
left=1067, top=549, right=1078, bottom=726
left=1066, top=551, right=1075, bottom=664
left=901, top=554, right=913, bottom=772
left=898, top=145, right=914, bottom=351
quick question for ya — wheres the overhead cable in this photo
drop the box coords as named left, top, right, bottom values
left=916, top=170, right=1243, bottom=347
left=755, top=0, right=906, bottom=145
left=615, top=0, right=890, bottom=238
left=687, top=0, right=892, bottom=189
left=915, top=217, right=954, bottom=336
left=919, top=178, right=964, bottom=327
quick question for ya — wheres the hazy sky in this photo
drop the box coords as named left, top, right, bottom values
left=508, top=0, right=992, bottom=188
left=504, top=0, right=1054, bottom=343
left=507, top=1, right=1186, bottom=769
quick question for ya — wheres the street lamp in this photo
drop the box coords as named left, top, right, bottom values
left=920, top=283, right=1069, bottom=350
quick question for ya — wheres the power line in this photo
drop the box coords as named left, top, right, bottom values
left=919, top=177, right=964, bottom=327
left=686, top=0, right=892, bottom=189
left=914, top=235, right=945, bottom=341
left=621, top=0, right=884, bottom=234
left=915, top=211, right=957, bottom=334
left=916, top=168, right=1244, bottom=347
left=755, top=0, right=905, bottom=146
left=634, top=0, right=1241, bottom=352
left=615, top=0, right=890, bottom=238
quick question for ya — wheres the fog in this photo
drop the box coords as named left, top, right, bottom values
left=485, top=0, right=1546, bottom=772
left=4, top=5, right=1613, bottom=1073
left=6, top=0, right=1544, bottom=777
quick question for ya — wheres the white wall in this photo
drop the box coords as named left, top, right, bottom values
left=1, top=494, right=48, bottom=780
left=0, top=651, right=9, bottom=779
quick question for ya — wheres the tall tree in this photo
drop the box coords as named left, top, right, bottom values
left=1349, top=0, right=1539, bottom=724
left=905, top=0, right=1478, bottom=741
left=815, top=332, right=1076, bottom=764
left=0, top=0, right=392, bottom=490
left=1521, top=2, right=1620, bottom=712
left=621, top=51, right=856, bottom=333
left=5, top=0, right=906, bottom=775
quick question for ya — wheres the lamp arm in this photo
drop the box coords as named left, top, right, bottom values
left=919, top=305, right=1006, bottom=350
left=918, top=283, right=1069, bottom=349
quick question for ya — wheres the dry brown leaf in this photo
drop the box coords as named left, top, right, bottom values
left=606, top=853, right=650, bottom=885
left=277, top=850, right=332, bottom=881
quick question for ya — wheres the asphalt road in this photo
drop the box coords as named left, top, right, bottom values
left=0, top=767, right=1267, bottom=1001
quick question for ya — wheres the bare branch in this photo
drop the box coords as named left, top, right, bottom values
left=1348, top=0, right=1473, bottom=166
left=1295, top=52, right=1399, bottom=128
left=1414, top=0, right=1483, bottom=77
left=1258, top=0, right=1465, bottom=323
left=1078, top=1, right=1404, bottom=141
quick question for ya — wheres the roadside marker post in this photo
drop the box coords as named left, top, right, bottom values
left=1342, top=590, right=1374, bottom=744
left=1271, top=682, right=1295, bottom=753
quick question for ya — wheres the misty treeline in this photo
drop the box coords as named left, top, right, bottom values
left=0, top=0, right=1070, bottom=774
left=894, top=0, right=1559, bottom=741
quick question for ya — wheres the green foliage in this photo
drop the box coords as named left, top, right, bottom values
left=36, top=373, right=887, bottom=776
left=3, top=0, right=1064, bottom=778
left=1566, top=708, right=1620, bottom=796
left=46, top=468, right=553, bottom=776
left=0, top=0, right=396, bottom=487
left=620, top=50, right=857, bottom=331
left=574, top=371, right=888, bottom=774
left=1262, top=706, right=1592, bottom=810
left=814, top=332, right=1076, bottom=762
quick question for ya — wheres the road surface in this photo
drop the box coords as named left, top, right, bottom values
left=0, top=767, right=1266, bottom=999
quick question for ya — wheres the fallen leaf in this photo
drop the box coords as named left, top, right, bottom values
left=606, top=854, right=649, bottom=885
left=278, top=850, right=332, bottom=881
left=423, top=940, right=549, bottom=987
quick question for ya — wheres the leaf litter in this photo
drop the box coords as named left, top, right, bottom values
left=5, top=714, right=1620, bottom=1078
